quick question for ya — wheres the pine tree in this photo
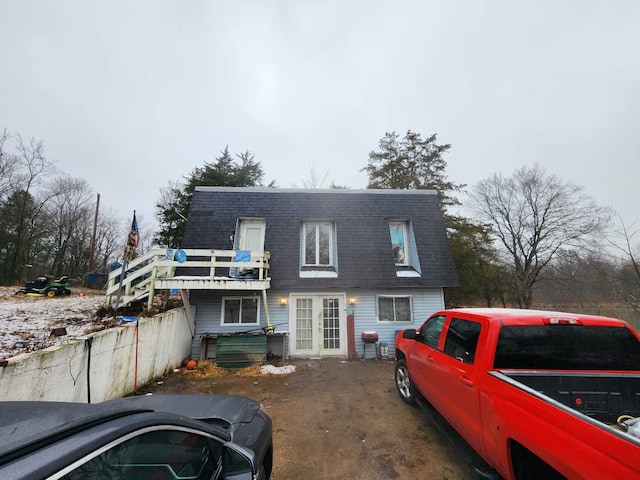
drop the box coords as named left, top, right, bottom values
left=154, top=147, right=267, bottom=248
left=362, top=130, right=465, bottom=210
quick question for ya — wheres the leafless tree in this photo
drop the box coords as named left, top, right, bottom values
left=0, top=129, right=19, bottom=201
left=93, top=209, right=123, bottom=272
left=302, top=163, right=330, bottom=189
left=467, top=164, right=610, bottom=308
left=605, top=216, right=640, bottom=313
left=6, top=134, right=56, bottom=283
left=42, top=176, right=94, bottom=276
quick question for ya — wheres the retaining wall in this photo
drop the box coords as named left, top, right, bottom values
left=0, top=307, right=192, bottom=403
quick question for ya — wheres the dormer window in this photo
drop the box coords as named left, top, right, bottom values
left=300, top=221, right=338, bottom=278
left=389, top=222, right=408, bottom=266
left=389, top=220, right=422, bottom=277
left=304, top=222, right=333, bottom=266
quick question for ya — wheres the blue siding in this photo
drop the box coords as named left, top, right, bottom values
left=346, top=288, right=444, bottom=358
left=191, top=288, right=444, bottom=360
left=190, top=290, right=291, bottom=359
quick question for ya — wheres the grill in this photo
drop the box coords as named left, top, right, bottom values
left=361, top=331, right=379, bottom=343
left=361, top=331, right=379, bottom=358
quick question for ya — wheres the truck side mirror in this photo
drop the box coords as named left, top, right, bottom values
left=402, top=329, right=418, bottom=340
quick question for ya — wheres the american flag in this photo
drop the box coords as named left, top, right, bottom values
left=125, top=211, right=139, bottom=262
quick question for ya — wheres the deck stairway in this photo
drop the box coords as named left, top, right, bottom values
left=105, top=248, right=271, bottom=311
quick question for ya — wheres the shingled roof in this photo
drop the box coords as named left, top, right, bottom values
left=181, top=187, right=458, bottom=290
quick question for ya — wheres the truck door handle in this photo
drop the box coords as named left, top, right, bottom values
left=426, top=355, right=434, bottom=363
left=459, top=376, right=473, bottom=387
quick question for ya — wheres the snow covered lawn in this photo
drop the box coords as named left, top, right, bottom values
left=0, top=287, right=107, bottom=361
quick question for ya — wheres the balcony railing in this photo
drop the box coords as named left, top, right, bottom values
left=105, top=248, right=271, bottom=308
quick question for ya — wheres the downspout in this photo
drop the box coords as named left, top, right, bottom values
left=262, top=289, right=273, bottom=332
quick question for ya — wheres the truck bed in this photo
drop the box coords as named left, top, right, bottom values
left=494, top=371, right=640, bottom=425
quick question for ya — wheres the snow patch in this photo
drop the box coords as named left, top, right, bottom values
left=260, top=364, right=296, bottom=375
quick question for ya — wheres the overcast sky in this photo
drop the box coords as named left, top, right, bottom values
left=1, top=1, right=639, bottom=236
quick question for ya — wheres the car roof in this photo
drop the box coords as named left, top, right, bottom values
left=0, top=400, right=150, bottom=463
left=0, top=394, right=257, bottom=465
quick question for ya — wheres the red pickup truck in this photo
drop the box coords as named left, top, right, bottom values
left=394, top=308, right=640, bottom=480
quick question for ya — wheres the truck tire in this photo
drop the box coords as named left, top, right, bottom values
left=395, top=359, right=417, bottom=405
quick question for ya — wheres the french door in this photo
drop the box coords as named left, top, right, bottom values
left=290, top=294, right=346, bottom=357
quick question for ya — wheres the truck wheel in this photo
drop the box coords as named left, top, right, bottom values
left=395, top=359, right=416, bottom=405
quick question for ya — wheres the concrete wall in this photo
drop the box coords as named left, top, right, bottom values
left=0, top=307, right=192, bottom=403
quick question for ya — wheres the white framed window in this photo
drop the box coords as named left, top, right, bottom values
left=377, top=295, right=412, bottom=322
left=303, top=222, right=333, bottom=266
left=221, top=297, right=260, bottom=325
left=389, top=222, right=408, bottom=266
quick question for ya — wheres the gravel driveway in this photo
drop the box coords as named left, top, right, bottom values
left=142, top=358, right=478, bottom=480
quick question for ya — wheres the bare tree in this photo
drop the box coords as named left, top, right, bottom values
left=605, top=217, right=640, bottom=313
left=93, top=209, right=122, bottom=272
left=302, top=163, right=330, bottom=189
left=0, top=129, right=19, bottom=201
left=5, top=134, right=56, bottom=283
left=467, top=164, right=610, bottom=308
left=42, top=176, right=93, bottom=276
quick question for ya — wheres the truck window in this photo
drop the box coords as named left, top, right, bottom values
left=421, top=315, right=446, bottom=348
left=494, top=325, right=640, bottom=370
left=443, top=318, right=481, bottom=364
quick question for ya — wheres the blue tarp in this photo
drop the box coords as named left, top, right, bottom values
left=117, top=316, right=138, bottom=324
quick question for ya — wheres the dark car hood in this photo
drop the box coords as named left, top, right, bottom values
left=106, top=394, right=260, bottom=426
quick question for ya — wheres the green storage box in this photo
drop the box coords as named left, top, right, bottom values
left=216, top=335, right=267, bottom=369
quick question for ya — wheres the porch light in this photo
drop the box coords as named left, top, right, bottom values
left=279, top=297, right=289, bottom=306
left=348, top=296, right=357, bottom=305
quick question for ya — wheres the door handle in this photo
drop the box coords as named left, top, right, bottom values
left=459, top=376, right=473, bottom=387
left=426, top=355, right=434, bottom=363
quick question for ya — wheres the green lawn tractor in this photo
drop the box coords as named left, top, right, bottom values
left=15, top=275, right=71, bottom=297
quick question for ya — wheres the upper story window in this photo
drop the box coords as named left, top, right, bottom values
left=389, top=222, right=408, bottom=266
left=389, top=220, right=422, bottom=277
left=303, top=222, right=333, bottom=266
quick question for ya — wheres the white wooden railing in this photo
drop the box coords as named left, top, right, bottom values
left=105, top=248, right=271, bottom=309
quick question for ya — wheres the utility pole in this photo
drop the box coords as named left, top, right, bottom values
left=86, top=193, right=100, bottom=286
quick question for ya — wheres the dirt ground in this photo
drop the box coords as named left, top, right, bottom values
left=141, top=358, right=478, bottom=480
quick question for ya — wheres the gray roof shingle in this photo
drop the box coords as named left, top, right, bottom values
left=181, top=187, right=459, bottom=290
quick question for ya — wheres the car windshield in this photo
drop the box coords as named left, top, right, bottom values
left=494, top=325, right=640, bottom=370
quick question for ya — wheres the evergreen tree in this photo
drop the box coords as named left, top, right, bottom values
left=154, top=147, right=267, bottom=248
left=363, top=130, right=465, bottom=210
